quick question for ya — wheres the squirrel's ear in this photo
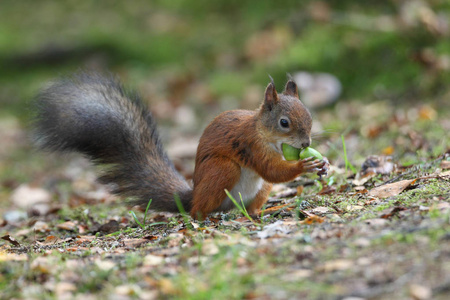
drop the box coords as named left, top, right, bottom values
left=263, top=80, right=278, bottom=111
left=284, top=80, right=299, bottom=99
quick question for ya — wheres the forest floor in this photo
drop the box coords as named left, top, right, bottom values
left=1, top=98, right=449, bottom=300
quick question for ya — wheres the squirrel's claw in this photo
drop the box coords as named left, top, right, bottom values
left=301, top=157, right=325, bottom=172
left=316, top=157, right=330, bottom=178
left=300, top=157, right=329, bottom=176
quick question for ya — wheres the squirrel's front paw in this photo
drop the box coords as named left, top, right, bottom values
left=316, top=157, right=329, bottom=178
left=299, top=157, right=325, bottom=173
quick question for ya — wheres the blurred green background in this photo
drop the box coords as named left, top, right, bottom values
left=1, top=0, right=449, bottom=121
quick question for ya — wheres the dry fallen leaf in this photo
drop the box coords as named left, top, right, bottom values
left=57, top=221, right=77, bottom=231
left=42, top=236, right=59, bottom=245
left=310, top=206, right=332, bottom=215
left=75, top=235, right=96, bottom=244
left=369, top=179, right=417, bottom=198
left=1, top=234, right=20, bottom=247
left=346, top=205, right=364, bottom=212
left=260, top=203, right=292, bottom=216
left=301, top=215, right=325, bottom=224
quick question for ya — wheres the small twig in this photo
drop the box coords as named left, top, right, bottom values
left=379, top=168, right=417, bottom=186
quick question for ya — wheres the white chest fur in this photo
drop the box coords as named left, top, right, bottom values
left=219, top=167, right=264, bottom=211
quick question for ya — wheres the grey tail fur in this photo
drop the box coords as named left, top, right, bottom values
left=32, top=72, right=192, bottom=212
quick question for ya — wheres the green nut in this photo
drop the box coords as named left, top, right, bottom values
left=282, top=143, right=301, bottom=161
left=299, top=147, right=323, bottom=160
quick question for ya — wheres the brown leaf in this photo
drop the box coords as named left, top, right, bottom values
left=143, top=235, right=158, bottom=241
left=369, top=179, right=417, bottom=198
left=43, top=235, right=59, bottom=245
left=261, top=203, right=291, bottom=215
left=57, top=221, right=77, bottom=231
left=318, top=185, right=336, bottom=195
left=76, top=235, right=96, bottom=242
left=346, top=205, right=364, bottom=212
left=310, top=206, right=332, bottom=215
left=301, top=215, right=325, bottom=224
left=1, top=234, right=20, bottom=247
left=234, top=217, right=253, bottom=223
left=41, top=236, right=73, bottom=245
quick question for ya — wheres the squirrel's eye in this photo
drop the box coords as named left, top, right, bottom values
left=280, top=118, right=289, bottom=128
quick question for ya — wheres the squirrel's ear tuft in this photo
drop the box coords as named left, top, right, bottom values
left=263, top=79, right=278, bottom=111
left=284, top=80, right=299, bottom=99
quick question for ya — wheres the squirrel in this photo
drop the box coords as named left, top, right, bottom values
left=33, top=72, right=325, bottom=219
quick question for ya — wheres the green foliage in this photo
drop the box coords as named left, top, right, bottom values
left=130, top=199, right=152, bottom=229
left=341, top=135, right=357, bottom=174
left=225, top=189, right=255, bottom=224
left=1, top=0, right=449, bottom=119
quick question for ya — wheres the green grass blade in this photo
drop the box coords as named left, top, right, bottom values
left=174, top=194, right=193, bottom=229
left=225, top=189, right=254, bottom=223
left=142, top=199, right=152, bottom=225
left=130, top=211, right=144, bottom=229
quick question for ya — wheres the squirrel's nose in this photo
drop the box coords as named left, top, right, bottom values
left=301, top=141, right=311, bottom=148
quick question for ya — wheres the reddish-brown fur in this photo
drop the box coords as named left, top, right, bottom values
left=190, top=80, right=323, bottom=219
left=34, top=73, right=323, bottom=220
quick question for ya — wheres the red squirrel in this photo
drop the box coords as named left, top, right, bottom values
left=33, top=73, right=325, bottom=219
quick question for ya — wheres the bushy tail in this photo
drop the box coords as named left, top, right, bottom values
left=33, top=72, right=192, bottom=212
